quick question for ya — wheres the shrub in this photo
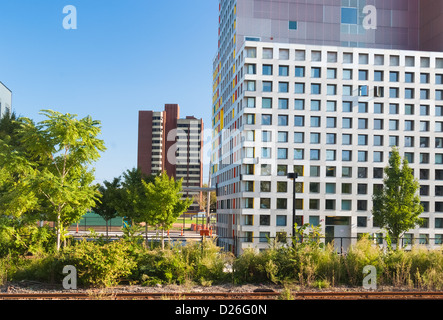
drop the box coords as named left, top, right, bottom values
left=9, top=254, right=65, bottom=284
left=0, top=219, right=56, bottom=258
left=61, top=239, right=136, bottom=288
left=343, top=236, right=385, bottom=286
left=135, top=240, right=234, bottom=286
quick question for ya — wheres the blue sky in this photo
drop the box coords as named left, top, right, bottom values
left=0, top=0, right=218, bottom=184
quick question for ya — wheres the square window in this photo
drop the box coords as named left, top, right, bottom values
left=311, top=51, right=322, bottom=62
left=342, top=118, right=352, bottom=129
left=343, top=85, right=352, bottom=96
left=309, top=200, right=320, bottom=210
left=263, top=48, right=273, bottom=59
left=295, top=50, right=305, bottom=61
left=311, top=100, right=320, bottom=111
left=343, top=53, right=353, bottom=63
left=342, top=167, right=352, bottom=177
left=359, top=54, right=369, bottom=65
left=326, top=150, right=336, bottom=161
left=327, top=68, right=337, bottom=79
left=326, top=133, right=336, bottom=144
left=262, top=98, right=272, bottom=109
left=277, top=148, right=287, bottom=159
left=342, top=200, right=352, bottom=211
left=279, top=98, right=289, bottom=109
left=359, top=70, right=368, bottom=81
left=279, top=66, right=289, bottom=76
left=326, top=183, right=336, bottom=194
left=357, top=217, right=367, bottom=227
left=246, top=64, right=256, bottom=74
left=294, top=116, right=304, bottom=126
left=289, top=21, right=298, bottom=30
left=343, top=101, right=352, bottom=112
left=325, top=200, right=336, bottom=210
left=311, top=67, right=321, bottom=78
left=405, top=88, right=414, bottom=99
left=358, top=118, right=368, bottom=129
left=276, top=215, right=287, bottom=226
left=358, top=167, right=368, bottom=178
left=262, top=65, right=273, bottom=75
left=310, top=149, right=320, bottom=160
left=327, top=52, right=337, bottom=63
left=293, top=99, right=304, bottom=110
left=389, top=71, right=399, bottom=82
left=260, top=181, right=271, bottom=192
left=295, top=83, right=305, bottom=94
left=310, top=133, right=320, bottom=144
left=342, top=134, right=352, bottom=145
left=374, top=135, right=383, bottom=146
left=295, top=66, right=305, bottom=77
left=261, top=164, right=272, bottom=176
left=390, top=87, right=399, bottom=98
left=343, top=69, right=352, bottom=80
left=294, top=148, right=304, bottom=160
left=341, top=7, right=357, bottom=24
left=246, top=81, right=256, bottom=91
left=358, top=151, right=368, bottom=162
left=262, top=114, right=272, bottom=125
left=261, top=147, right=271, bottom=158
left=374, top=71, right=384, bottom=81
left=262, top=131, right=271, bottom=142
left=311, top=116, right=321, bottom=127
left=277, top=181, right=287, bottom=193
left=279, top=49, right=289, bottom=60
left=278, top=115, right=288, bottom=126
left=310, top=166, right=320, bottom=177
left=279, top=131, right=289, bottom=143
left=278, top=82, right=288, bottom=92
left=374, top=103, right=383, bottom=114
left=326, top=117, right=337, bottom=128
left=342, top=150, right=352, bottom=161
left=263, top=81, right=273, bottom=92
left=359, top=85, right=368, bottom=96
left=326, top=166, right=336, bottom=177
left=326, top=101, right=337, bottom=112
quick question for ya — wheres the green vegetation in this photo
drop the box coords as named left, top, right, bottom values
left=372, top=147, right=424, bottom=249
left=1, top=111, right=442, bottom=291
left=1, top=232, right=443, bottom=290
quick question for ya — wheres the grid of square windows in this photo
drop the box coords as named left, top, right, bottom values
left=216, top=46, right=443, bottom=239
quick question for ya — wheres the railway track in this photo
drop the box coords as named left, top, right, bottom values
left=0, top=291, right=442, bottom=300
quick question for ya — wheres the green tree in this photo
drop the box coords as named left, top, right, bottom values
left=1, top=110, right=106, bottom=251
left=116, top=168, right=155, bottom=226
left=143, top=173, right=192, bottom=249
left=93, top=177, right=122, bottom=238
left=372, top=147, right=423, bottom=249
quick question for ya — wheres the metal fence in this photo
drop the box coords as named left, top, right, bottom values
left=214, top=236, right=443, bottom=254
left=70, top=216, right=124, bottom=231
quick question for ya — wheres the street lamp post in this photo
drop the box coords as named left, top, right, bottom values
left=287, top=172, right=298, bottom=246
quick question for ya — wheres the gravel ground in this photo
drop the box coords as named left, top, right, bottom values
left=0, top=281, right=430, bottom=295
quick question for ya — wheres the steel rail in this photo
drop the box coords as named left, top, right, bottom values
left=0, top=291, right=442, bottom=300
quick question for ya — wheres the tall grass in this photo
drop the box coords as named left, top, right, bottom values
left=3, top=236, right=443, bottom=289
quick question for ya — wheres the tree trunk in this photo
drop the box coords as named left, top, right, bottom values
left=56, top=212, right=61, bottom=251
left=161, top=229, right=165, bottom=250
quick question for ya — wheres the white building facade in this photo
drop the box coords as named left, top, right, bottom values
left=212, top=0, right=443, bottom=255
left=0, top=82, right=12, bottom=118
